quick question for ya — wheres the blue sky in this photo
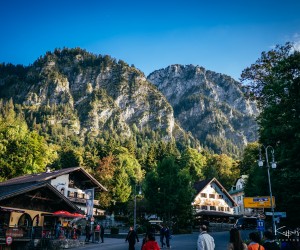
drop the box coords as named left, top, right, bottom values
left=1, top=0, right=300, bottom=81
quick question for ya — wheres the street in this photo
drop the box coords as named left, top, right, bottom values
left=76, top=230, right=252, bottom=250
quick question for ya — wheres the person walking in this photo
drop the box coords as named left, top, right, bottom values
left=247, top=232, right=265, bottom=250
left=197, top=224, right=215, bottom=250
left=85, top=222, right=91, bottom=242
left=125, top=226, right=139, bottom=250
left=100, top=224, right=105, bottom=243
left=142, top=232, right=161, bottom=250
left=227, top=228, right=247, bottom=250
left=262, top=231, right=280, bottom=250
left=160, top=225, right=166, bottom=248
left=165, top=226, right=171, bottom=249
left=94, top=223, right=100, bottom=243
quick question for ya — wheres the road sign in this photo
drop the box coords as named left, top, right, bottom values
left=6, top=236, right=13, bottom=245
left=244, top=196, right=276, bottom=208
left=257, top=219, right=265, bottom=231
left=265, top=212, right=286, bottom=218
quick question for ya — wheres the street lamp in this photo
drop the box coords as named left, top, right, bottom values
left=134, top=184, right=142, bottom=230
left=258, top=145, right=277, bottom=235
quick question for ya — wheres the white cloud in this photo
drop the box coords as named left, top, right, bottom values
left=292, top=33, right=300, bottom=51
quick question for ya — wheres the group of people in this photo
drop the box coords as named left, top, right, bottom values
left=159, top=224, right=171, bottom=248
left=54, top=221, right=82, bottom=239
left=84, top=222, right=105, bottom=243
left=125, top=225, right=172, bottom=250
left=197, top=224, right=282, bottom=250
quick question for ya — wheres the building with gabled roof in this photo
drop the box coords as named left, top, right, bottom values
left=0, top=167, right=107, bottom=216
left=0, top=167, right=107, bottom=247
left=193, top=177, right=238, bottom=223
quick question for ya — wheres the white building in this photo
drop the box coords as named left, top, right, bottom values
left=229, top=175, right=249, bottom=215
left=193, top=178, right=237, bottom=222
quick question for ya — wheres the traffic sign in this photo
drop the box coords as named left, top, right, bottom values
left=257, top=219, right=265, bottom=231
left=265, top=212, right=286, bottom=218
left=6, top=236, right=13, bottom=245
left=244, top=196, right=276, bottom=208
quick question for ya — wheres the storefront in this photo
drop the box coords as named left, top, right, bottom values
left=0, top=182, right=82, bottom=249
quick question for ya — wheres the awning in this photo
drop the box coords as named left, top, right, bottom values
left=0, top=206, right=25, bottom=213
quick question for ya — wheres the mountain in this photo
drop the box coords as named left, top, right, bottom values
left=0, top=49, right=258, bottom=156
left=0, top=48, right=195, bottom=147
left=147, top=64, right=258, bottom=155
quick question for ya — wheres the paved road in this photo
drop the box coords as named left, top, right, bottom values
left=76, top=230, right=252, bottom=250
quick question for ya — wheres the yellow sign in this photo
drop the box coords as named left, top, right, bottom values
left=244, top=196, right=276, bottom=208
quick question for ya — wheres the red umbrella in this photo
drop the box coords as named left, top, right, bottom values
left=71, top=213, right=85, bottom=218
left=53, top=210, right=73, bottom=217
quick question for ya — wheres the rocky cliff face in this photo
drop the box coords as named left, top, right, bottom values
left=147, top=64, right=258, bottom=155
left=0, top=50, right=258, bottom=155
left=0, top=49, right=190, bottom=143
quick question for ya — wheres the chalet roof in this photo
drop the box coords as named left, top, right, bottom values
left=0, top=181, right=80, bottom=213
left=0, top=167, right=107, bottom=191
left=193, top=177, right=236, bottom=206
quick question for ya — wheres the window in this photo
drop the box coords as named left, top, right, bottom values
left=201, top=193, right=207, bottom=198
left=210, top=206, right=216, bottom=211
left=209, top=194, right=215, bottom=199
left=226, top=207, right=230, bottom=212
left=201, top=205, right=208, bottom=210
left=218, top=194, right=223, bottom=199
left=218, top=207, right=224, bottom=211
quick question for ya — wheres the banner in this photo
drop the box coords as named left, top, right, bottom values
left=85, top=189, right=94, bottom=217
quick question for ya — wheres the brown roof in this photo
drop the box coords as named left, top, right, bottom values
left=0, top=182, right=80, bottom=213
left=0, top=167, right=107, bottom=191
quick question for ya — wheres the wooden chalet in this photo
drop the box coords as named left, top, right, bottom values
left=0, top=167, right=107, bottom=249
left=192, top=177, right=239, bottom=224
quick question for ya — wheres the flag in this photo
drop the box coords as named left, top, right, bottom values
left=85, top=189, right=94, bottom=217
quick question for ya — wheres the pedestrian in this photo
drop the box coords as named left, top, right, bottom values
left=165, top=226, right=171, bottom=249
left=125, top=226, right=139, bottom=250
left=247, top=232, right=265, bottom=250
left=94, top=223, right=100, bottom=243
left=227, top=228, right=247, bottom=250
left=55, top=221, right=61, bottom=238
left=100, top=224, right=105, bottom=243
left=197, top=224, right=215, bottom=250
left=85, top=222, right=91, bottom=242
left=262, top=231, right=280, bottom=250
left=65, top=221, right=72, bottom=239
left=142, top=232, right=161, bottom=250
left=160, top=225, right=166, bottom=248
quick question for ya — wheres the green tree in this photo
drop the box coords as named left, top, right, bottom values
left=239, top=142, right=260, bottom=175
left=241, top=42, right=300, bottom=226
left=203, top=154, right=239, bottom=189
left=180, top=147, right=206, bottom=181
left=0, top=101, right=55, bottom=179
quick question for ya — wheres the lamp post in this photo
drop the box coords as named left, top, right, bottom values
left=134, top=184, right=142, bottom=230
left=258, top=145, right=277, bottom=235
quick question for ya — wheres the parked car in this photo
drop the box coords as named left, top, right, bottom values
left=235, top=217, right=257, bottom=230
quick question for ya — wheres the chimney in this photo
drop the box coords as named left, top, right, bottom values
left=46, top=167, right=51, bottom=173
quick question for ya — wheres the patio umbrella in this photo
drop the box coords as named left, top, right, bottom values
left=71, top=213, right=85, bottom=218
left=53, top=210, right=73, bottom=217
